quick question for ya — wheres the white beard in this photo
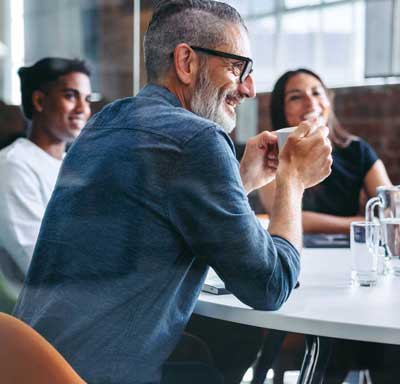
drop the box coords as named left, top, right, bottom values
left=190, top=67, right=237, bottom=134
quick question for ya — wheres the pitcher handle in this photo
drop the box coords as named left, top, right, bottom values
left=365, top=196, right=383, bottom=222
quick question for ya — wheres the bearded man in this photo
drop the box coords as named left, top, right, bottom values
left=14, top=1, right=332, bottom=384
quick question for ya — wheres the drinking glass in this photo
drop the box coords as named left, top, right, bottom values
left=351, top=221, right=380, bottom=287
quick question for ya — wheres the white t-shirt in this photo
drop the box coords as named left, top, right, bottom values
left=0, top=138, right=62, bottom=290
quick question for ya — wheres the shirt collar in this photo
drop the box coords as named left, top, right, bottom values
left=138, top=83, right=182, bottom=108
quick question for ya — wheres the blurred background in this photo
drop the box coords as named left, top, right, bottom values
left=0, top=0, right=399, bottom=182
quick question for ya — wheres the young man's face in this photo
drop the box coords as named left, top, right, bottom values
left=39, top=72, right=92, bottom=143
left=190, top=24, right=255, bottom=134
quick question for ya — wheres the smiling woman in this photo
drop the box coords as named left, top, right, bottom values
left=283, top=73, right=330, bottom=129
left=259, top=68, right=392, bottom=234
left=254, top=69, right=393, bottom=384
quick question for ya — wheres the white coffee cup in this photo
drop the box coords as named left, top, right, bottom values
left=276, top=126, right=296, bottom=150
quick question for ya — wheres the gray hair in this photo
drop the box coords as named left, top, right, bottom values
left=144, top=0, right=246, bottom=83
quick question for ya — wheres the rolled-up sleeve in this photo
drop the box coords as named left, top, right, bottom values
left=167, top=126, right=300, bottom=310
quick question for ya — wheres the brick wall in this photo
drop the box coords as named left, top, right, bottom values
left=0, top=101, right=107, bottom=150
left=98, top=2, right=134, bottom=100
left=256, top=84, right=400, bottom=184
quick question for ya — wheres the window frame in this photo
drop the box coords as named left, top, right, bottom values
left=225, top=0, right=400, bottom=91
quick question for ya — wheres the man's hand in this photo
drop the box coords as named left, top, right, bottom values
left=240, top=131, right=279, bottom=194
left=277, top=121, right=332, bottom=189
left=268, top=121, right=332, bottom=250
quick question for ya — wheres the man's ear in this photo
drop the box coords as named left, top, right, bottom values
left=32, top=90, right=46, bottom=113
left=172, top=44, right=199, bottom=85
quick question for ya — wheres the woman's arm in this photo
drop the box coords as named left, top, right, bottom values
left=304, top=160, right=392, bottom=234
left=362, top=159, right=392, bottom=197
left=259, top=160, right=393, bottom=235
left=302, top=211, right=363, bottom=234
left=259, top=180, right=362, bottom=234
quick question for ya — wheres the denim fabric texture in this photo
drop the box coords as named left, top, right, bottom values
left=13, top=84, right=300, bottom=384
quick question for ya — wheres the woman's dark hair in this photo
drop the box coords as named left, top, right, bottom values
left=18, top=57, right=91, bottom=119
left=270, top=68, right=353, bottom=148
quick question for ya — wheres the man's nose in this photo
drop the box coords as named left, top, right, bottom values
left=238, top=73, right=256, bottom=99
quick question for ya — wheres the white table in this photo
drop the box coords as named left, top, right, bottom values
left=195, top=248, right=400, bottom=383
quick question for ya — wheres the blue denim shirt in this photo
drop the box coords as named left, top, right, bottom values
left=14, top=84, right=300, bottom=384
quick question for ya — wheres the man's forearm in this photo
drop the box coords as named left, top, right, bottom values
left=268, top=175, right=304, bottom=251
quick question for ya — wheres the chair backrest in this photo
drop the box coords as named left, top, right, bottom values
left=0, top=313, right=86, bottom=383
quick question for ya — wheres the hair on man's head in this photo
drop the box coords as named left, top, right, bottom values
left=144, top=0, right=246, bottom=83
left=18, top=57, right=91, bottom=119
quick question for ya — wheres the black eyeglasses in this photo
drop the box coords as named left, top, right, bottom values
left=190, top=46, right=253, bottom=83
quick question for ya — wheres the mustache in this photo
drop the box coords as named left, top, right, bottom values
left=223, top=89, right=244, bottom=106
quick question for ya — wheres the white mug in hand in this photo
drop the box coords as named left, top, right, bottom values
left=276, top=113, right=325, bottom=150
left=304, top=111, right=325, bottom=131
left=276, top=127, right=296, bottom=150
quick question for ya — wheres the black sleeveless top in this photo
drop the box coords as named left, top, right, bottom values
left=303, top=138, right=378, bottom=216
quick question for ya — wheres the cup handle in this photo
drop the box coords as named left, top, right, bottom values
left=365, top=196, right=383, bottom=222
left=366, top=197, right=391, bottom=267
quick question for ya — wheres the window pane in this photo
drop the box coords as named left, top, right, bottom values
left=249, top=0, right=275, bottom=14
left=285, top=0, right=321, bottom=8
left=319, top=3, right=360, bottom=84
left=239, top=1, right=366, bottom=90
left=365, top=0, right=394, bottom=77
left=224, top=0, right=275, bottom=17
left=19, top=0, right=133, bottom=103
left=393, top=0, right=400, bottom=75
left=247, top=17, right=277, bottom=90
left=280, top=10, right=319, bottom=70
left=222, top=0, right=251, bottom=17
